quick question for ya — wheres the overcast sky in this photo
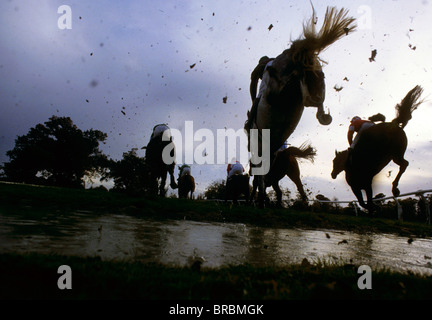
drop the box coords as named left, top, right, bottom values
left=1, top=0, right=432, bottom=201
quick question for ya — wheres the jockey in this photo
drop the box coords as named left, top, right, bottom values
left=178, top=164, right=191, bottom=178
left=150, top=123, right=170, bottom=141
left=348, top=116, right=375, bottom=150
left=244, top=56, right=275, bottom=135
left=227, top=160, right=245, bottom=180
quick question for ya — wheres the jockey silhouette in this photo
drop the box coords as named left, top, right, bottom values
left=244, top=56, right=275, bottom=137
left=150, top=123, right=170, bottom=141
left=178, top=164, right=191, bottom=178
left=227, top=161, right=245, bottom=180
left=348, top=116, right=375, bottom=150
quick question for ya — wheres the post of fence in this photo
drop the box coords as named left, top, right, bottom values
left=416, top=192, right=431, bottom=225
left=352, top=201, right=359, bottom=216
left=393, top=197, right=403, bottom=221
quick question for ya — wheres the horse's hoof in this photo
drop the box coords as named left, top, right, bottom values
left=317, top=113, right=332, bottom=125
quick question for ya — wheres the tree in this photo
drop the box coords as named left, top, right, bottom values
left=204, top=179, right=226, bottom=200
left=3, top=116, right=108, bottom=188
left=107, top=148, right=151, bottom=195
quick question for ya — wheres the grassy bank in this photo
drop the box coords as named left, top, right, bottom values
left=1, top=252, right=431, bottom=300
left=1, top=181, right=432, bottom=237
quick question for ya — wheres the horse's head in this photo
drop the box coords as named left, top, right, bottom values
left=331, top=149, right=349, bottom=179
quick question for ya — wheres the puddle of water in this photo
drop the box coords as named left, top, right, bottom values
left=0, top=211, right=431, bottom=275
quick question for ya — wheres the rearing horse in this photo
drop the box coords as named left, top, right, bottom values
left=248, top=6, right=356, bottom=206
left=331, top=85, right=424, bottom=212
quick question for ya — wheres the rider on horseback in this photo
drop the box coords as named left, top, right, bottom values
left=347, top=116, right=375, bottom=150
left=151, top=123, right=170, bottom=141
left=244, top=56, right=275, bottom=138
left=178, top=164, right=191, bottom=178
left=227, top=160, right=245, bottom=180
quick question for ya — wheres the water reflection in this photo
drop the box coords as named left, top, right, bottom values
left=0, top=211, right=431, bottom=275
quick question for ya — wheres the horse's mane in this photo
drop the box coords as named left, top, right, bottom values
left=392, top=85, right=424, bottom=128
left=290, top=5, right=356, bottom=71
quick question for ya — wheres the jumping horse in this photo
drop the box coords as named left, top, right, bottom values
left=331, top=85, right=424, bottom=212
left=247, top=6, right=356, bottom=207
left=144, top=125, right=178, bottom=196
left=252, top=143, right=316, bottom=206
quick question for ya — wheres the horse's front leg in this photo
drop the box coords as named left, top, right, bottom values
left=315, top=103, right=332, bottom=125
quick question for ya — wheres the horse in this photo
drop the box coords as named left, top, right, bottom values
left=331, top=85, right=424, bottom=212
left=178, top=165, right=195, bottom=199
left=247, top=6, right=356, bottom=207
left=144, top=126, right=178, bottom=197
left=225, top=174, right=250, bottom=205
left=251, top=143, right=316, bottom=206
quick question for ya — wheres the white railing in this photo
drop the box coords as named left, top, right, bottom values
left=313, top=189, right=432, bottom=224
left=208, top=189, right=432, bottom=224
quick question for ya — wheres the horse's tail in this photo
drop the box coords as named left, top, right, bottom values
left=286, top=142, right=317, bottom=163
left=291, top=6, right=356, bottom=70
left=392, top=85, right=424, bottom=128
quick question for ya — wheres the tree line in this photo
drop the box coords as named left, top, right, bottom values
left=1, top=115, right=430, bottom=223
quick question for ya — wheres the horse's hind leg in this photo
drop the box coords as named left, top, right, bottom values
left=392, top=157, right=409, bottom=197
left=272, top=182, right=283, bottom=207
left=168, top=164, right=178, bottom=189
left=286, top=160, right=308, bottom=202
left=159, top=175, right=167, bottom=197
left=353, top=189, right=368, bottom=210
left=365, top=185, right=379, bottom=214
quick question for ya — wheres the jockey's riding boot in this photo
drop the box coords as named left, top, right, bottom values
left=245, top=97, right=261, bottom=151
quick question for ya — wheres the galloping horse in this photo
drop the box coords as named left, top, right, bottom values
left=178, top=165, right=195, bottom=199
left=144, top=125, right=178, bottom=196
left=251, top=143, right=316, bottom=206
left=248, top=6, right=356, bottom=206
left=331, top=85, right=424, bottom=212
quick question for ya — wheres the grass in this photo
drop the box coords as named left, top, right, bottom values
left=1, top=252, right=432, bottom=300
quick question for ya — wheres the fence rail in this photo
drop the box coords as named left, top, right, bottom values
left=314, top=189, right=432, bottom=224
left=210, top=189, right=432, bottom=224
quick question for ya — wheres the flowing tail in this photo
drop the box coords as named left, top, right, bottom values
left=291, top=5, right=357, bottom=71
left=392, top=85, right=424, bottom=128
left=286, top=142, right=317, bottom=163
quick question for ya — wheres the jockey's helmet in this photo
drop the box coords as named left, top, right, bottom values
left=351, top=116, right=361, bottom=123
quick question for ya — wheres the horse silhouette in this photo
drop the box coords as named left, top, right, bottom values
left=177, top=165, right=195, bottom=199
left=331, top=85, right=424, bottom=212
left=225, top=174, right=250, bottom=205
left=144, top=127, right=177, bottom=197
left=247, top=6, right=356, bottom=206
left=251, top=143, right=316, bottom=206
